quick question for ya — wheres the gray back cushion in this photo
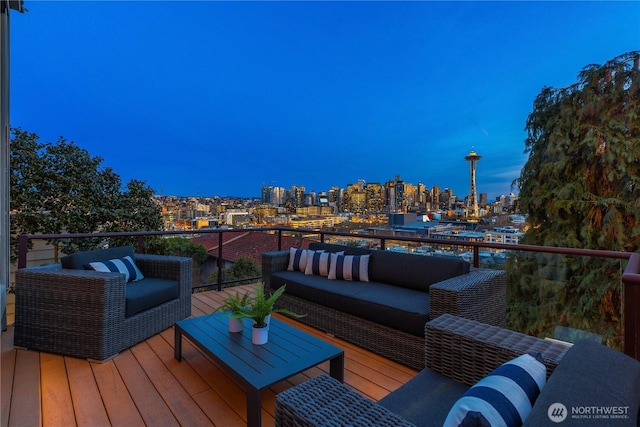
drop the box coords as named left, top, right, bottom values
left=524, top=340, right=640, bottom=426
left=369, top=251, right=470, bottom=291
left=308, top=242, right=371, bottom=256
left=61, top=246, right=136, bottom=270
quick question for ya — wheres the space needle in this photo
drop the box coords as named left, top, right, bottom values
left=465, top=149, right=481, bottom=218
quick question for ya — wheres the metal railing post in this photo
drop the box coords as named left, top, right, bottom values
left=217, top=231, right=223, bottom=291
left=17, top=234, right=28, bottom=269
left=277, top=229, right=282, bottom=251
left=622, top=253, right=640, bottom=360
left=136, top=235, right=145, bottom=253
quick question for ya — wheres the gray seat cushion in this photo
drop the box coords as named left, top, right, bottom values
left=271, top=271, right=429, bottom=336
left=61, top=246, right=136, bottom=270
left=524, top=340, right=640, bottom=426
left=379, top=368, right=469, bottom=427
left=125, top=278, right=179, bottom=318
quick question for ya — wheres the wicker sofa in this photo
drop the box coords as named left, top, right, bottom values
left=14, top=246, right=192, bottom=361
left=276, top=314, right=640, bottom=427
left=262, top=243, right=506, bottom=370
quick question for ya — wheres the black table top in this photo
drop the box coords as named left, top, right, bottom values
left=176, top=313, right=344, bottom=390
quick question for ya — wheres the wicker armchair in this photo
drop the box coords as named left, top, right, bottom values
left=14, top=248, right=192, bottom=361
left=275, top=314, right=570, bottom=427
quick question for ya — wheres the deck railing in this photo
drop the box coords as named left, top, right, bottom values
left=15, top=226, right=639, bottom=360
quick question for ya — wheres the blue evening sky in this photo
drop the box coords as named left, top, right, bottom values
left=10, top=1, right=640, bottom=199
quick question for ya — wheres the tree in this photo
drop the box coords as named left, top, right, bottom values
left=10, top=128, right=163, bottom=260
left=509, top=51, right=639, bottom=348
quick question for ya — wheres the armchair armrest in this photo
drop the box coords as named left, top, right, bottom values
left=14, top=265, right=129, bottom=358
left=135, top=254, right=193, bottom=297
left=261, top=250, right=289, bottom=290
left=425, top=314, right=570, bottom=385
left=429, top=268, right=506, bottom=327
left=15, top=265, right=127, bottom=316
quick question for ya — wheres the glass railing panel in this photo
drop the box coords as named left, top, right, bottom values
left=506, top=251, right=625, bottom=350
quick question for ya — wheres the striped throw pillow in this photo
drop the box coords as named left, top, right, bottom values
left=443, top=353, right=546, bottom=427
left=305, top=250, right=342, bottom=276
left=328, top=254, right=370, bottom=282
left=86, top=255, right=145, bottom=283
left=287, top=248, right=308, bottom=272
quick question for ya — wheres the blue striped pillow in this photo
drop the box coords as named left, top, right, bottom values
left=287, top=248, right=308, bottom=272
left=86, top=255, right=145, bottom=283
left=305, top=250, right=343, bottom=276
left=444, top=353, right=546, bottom=427
left=328, top=254, right=370, bottom=282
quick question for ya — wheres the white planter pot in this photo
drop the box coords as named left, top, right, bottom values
left=252, top=326, right=269, bottom=345
left=228, top=317, right=243, bottom=333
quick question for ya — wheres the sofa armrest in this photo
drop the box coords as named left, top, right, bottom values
left=261, top=250, right=289, bottom=290
left=429, top=268, right=506, bottom=327
left=425, top=314, right=570, bottom=386
left=276, top=374, right=415, bottom=427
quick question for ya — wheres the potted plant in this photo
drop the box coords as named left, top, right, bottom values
left=242, top=285, right=305, bottom=345
left=213, top=290, right=251, bottom=333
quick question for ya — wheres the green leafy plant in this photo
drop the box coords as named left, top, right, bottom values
left=213, top=290, right=252, bottom=318
left=509, top=51, right=639, bottom=349
left=241, top=285, right=305, bottom=328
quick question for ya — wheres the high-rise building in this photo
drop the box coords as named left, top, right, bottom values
left=479, top=192, right=488, bottom=208
left=345, top=182, right=366, bottom=213
left=261, top=185, right=285, bottom=206
left=432, top=186, right=441, bottom=210
left=365, top=182, right=384, bottom=212
left=384, top=175, right=406, bottom=213
left=327, top=186, right=342, bottom=210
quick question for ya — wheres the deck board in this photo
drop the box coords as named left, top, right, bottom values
left=91, top=356, right=146, bottom=427
left=112, top=348, right=180, bottom=427
left=65, top=357, right=111, bottom=427
left=1, top=333, right=16, bottom=427
left=1, top=284, right=418, bottom=426
left=40, top=352, right=75, bottom=427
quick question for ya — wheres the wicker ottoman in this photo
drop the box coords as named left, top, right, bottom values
left=275, top=374, right=414, bottom=427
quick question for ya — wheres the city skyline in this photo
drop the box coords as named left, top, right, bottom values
left=10, top=2, right=639, bottom=200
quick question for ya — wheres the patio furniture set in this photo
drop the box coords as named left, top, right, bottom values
left=13, top=245, right=640, bottom=426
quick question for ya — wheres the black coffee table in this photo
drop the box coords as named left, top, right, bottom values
left=175, top=313, right=344, bottom=427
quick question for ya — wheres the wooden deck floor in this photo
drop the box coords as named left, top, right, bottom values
left=1, top=284, right=418, bottom=426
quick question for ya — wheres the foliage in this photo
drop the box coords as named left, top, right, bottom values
left=239, top=285, right=305, bottom=328
left=210, top=256, right=261, bottom=287
left=226, top=257, right=261, bottom=281
left=213, top=290, right=252, bottom=317
left=9, top=128, right=162, bottom=261
left=510, top=51, right=639, bottom=348
left=146, top=237, right=208, bottom=265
